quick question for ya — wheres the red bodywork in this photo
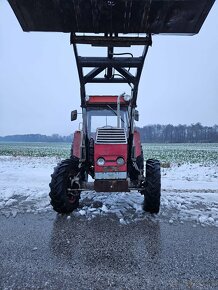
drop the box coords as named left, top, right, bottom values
left=94, top=143, right=127, bottom=173
left=133, top=130, right=142, bottom=158
left=73, top=131, right=82, bottom=158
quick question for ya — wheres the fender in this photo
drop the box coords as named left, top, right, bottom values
left=73, top=131, right=83, bottom=159
left=133, top=129, right=142, bottom=158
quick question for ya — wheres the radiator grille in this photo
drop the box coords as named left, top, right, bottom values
left=96, top=128, right=127, bottom=144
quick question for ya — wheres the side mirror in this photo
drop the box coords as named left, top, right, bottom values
left=134, top=110, right=139, bottom=121
left=71, top=110, right=78, bottom=121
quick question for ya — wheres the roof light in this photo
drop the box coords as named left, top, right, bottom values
left=123, top=94, right=131, bottom=101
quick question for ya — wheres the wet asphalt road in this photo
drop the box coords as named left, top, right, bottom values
left=0, top=213, right=218, bottom=290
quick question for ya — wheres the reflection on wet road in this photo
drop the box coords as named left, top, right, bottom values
left=0, top=213, right=217, bottom=289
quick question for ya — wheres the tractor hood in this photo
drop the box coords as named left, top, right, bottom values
left=8, top=0, right=215, bottom=35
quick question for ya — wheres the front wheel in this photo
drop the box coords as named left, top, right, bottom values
left=49, top=157, right=80, bottom=214
left=142, top=159, right=161, bottom=214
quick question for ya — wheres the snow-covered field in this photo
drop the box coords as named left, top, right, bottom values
left=0, top=154, right=218, bottom=227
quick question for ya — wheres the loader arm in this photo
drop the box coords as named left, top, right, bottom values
left=8, top=0, right=215, bottom=109
left=71, top=33, right=151, bottom=108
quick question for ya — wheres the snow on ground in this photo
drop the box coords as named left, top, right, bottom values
left=0, top=156, right=218, bottom=227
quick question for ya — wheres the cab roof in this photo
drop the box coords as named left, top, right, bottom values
left=86, top=95, right=128, bottom=106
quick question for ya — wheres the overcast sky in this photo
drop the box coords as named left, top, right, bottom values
left=0, top=0, right=218, bottom=136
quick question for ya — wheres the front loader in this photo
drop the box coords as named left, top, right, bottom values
left=8, top=0, right=215, bottom=214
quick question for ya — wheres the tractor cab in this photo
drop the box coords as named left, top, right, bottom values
left=86, top=95, right=131, bottom=137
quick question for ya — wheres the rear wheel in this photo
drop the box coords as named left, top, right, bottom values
left=142, top=159, right=161, bottom=214
left=49, top=157, right=80, bottom=214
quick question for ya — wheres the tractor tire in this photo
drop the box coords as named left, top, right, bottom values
left=143, top=159, right=161, bottom=214
left=70, top=142, right=73, bottom=158
left=49, top=157, right=80, bottom=214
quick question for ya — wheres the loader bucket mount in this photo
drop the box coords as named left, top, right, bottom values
left=71, top=33, right=152, bottom=107
left=8, top=0, right=215, bottom=34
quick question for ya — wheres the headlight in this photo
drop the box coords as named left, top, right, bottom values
left=97, top=157, right=105, bottom=166
left=117, top=157, right=125, bottom=165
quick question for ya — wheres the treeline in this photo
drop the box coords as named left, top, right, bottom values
left=1, top=123, right=218, bottom=143
left=0, top=134, right=73, bottom=143
left=137, top=123, right=218, bottom=143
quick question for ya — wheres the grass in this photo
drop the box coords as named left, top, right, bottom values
left=142, top=143, right=218, bottom=165
left=0, top=142, right=218, bottom=165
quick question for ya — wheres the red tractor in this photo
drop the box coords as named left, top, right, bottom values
left=49, top=92, right=161, bottom=214
left=8, top=0, right=214, bottom=214
left=48, top=34, right=162, bottom=214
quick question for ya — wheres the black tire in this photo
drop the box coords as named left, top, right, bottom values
left=49, top=157, right=80, bottom=214
left=143, top=159, right=161, bottom=214
left=70, top=142, right=74, bottom=158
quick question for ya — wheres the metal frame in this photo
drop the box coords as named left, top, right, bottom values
left=70, top=33, right=152, bottom=107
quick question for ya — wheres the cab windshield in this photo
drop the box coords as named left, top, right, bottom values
left=87, top=106, right=129, bottom=136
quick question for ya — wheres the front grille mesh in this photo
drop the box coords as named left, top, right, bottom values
left=96, top=128, right=127, bottom=144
